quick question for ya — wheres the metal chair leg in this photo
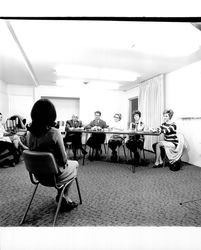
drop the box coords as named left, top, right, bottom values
left=20, top=183, right=39, bottom=225
left=122, top=144, right=127, bottom=162
left=129, top=151, right=135, bottom=173
left=82, top=153, right=85, bottom=165
left=143, top=148, right=145, bottom=160
left=103, top=143, right=107, bottom=154
left=75, top=177, right=82, bottom=204
left=92, top=148, right=95, bottom=160
left=132, top=164, right=135, bottom=173
left=163, top=155, right=167, bottom=167
left=180, top=198, right=201, bottom=205
left=53, top=185, right=66, bottom=226
left=117, top=146, right=120, bottom=162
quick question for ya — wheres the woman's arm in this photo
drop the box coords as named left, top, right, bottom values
left=138, top=122, right=145, bottom=132
left=55, top=130, right=67, bottom=167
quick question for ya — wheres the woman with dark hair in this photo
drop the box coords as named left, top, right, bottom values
left=151, top=109, right=179, bottom=168
left=8, top=115, right=26, bottom=130
left=0, top=113, right=28, bottom=153
left=27, top=99, right=79, bottom=211
left=126, top=110, right=145, bottom=164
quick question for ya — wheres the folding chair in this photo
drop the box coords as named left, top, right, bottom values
left=20, top=150, right=82, bottom=226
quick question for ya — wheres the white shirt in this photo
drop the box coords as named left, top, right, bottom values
left=0, top=122, right=11, bottom=142
left=109, top=120, right=125, bottom=132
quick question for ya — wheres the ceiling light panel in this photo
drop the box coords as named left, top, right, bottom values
left=55, top=64, right=139, bottom=82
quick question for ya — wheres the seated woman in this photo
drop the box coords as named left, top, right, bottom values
left=85, top=111, right=108, bottom=159
left=64, top=114, right=87, bottom=159
left=151, top=109, right=179, bottom=168
left=26, top=99, right=79, bottom=211
left=0, top=113, right=28, bottom=162
left=0, top=140, right=20, bottom=165
left=126, top=110, right=145, bottom=164
left=8, top=115, right=27, bottom=130
left=108, top=113, right=125, bottom=162
left=8, top=114, right=28, bottom=148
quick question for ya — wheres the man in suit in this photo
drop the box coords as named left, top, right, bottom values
left=85, top=111, right=108, bottom=159
left=64, top=114, right=87, bottom=160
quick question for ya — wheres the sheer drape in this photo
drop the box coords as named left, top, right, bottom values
left=139, top=74, right=164, bottom=150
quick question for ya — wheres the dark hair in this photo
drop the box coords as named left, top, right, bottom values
left=133, top=110, right=141, bottom=118
left=114, top=113, right=122, bottom=120
left=163, top=109, right=174, bottom=119
left=0, top=113, right=2, bottom=115
left=29, top=99, right=57, bottom=136
left=9, top=115, right=26, bottom=128
left=95, top=111, right=101, bottom=116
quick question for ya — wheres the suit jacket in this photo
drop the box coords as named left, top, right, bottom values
left=66, top=120, right=83, bottom=130
left=65, top=120, right=83, bottom=139
left=85, top=119, right=108, bottom=129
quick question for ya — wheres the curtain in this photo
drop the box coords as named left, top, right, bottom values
left=139, top=74, right=165, bottom=151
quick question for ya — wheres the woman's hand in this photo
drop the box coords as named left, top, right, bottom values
left=149, top=128, right=157, bottom=132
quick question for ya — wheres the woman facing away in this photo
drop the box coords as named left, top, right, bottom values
left=108, top=113, right=125, bottom=162
left=151, top=109, right=179, bottom=168
left=26, top=99, right=79, bottom=211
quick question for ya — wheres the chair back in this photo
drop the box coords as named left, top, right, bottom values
left=23, top=150, right=59, bottom=187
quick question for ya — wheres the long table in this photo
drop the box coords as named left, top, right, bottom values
left=66, top=128, right=160, bottom=172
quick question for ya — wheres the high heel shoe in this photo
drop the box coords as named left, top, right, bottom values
left=153, top=163, right=163, bottom=168
left=56, top=196, right=78, bottom=212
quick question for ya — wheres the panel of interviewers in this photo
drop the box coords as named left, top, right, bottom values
left=0, top=99, right=182, bottom=211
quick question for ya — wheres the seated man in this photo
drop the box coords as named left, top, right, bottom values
left=85, top=111, right=108, bottom=159
left=64, top=114, right=87, bottom=160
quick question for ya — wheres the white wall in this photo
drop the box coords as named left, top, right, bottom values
left=1, top=82, right=128, bottom=127
left=0, top=80, right=9, bottom=121
left=7, top=84, right=35, bottom=123
left=165, top=60, right=201, bottom=167
left=35, top=85, right=127, bottom=127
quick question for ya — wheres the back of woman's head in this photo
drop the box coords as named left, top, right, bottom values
left=29, top=99, right=57, bottom=136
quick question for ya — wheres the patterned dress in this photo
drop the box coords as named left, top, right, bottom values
left=159, top=122, right=178, bottom=147
left=158, top=122, right=180, bottom=162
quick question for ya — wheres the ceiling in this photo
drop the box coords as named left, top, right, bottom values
left=1, top=19, right=201, bottom=91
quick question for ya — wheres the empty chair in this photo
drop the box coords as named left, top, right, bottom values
left=20, top=150, right=82, bottom=226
